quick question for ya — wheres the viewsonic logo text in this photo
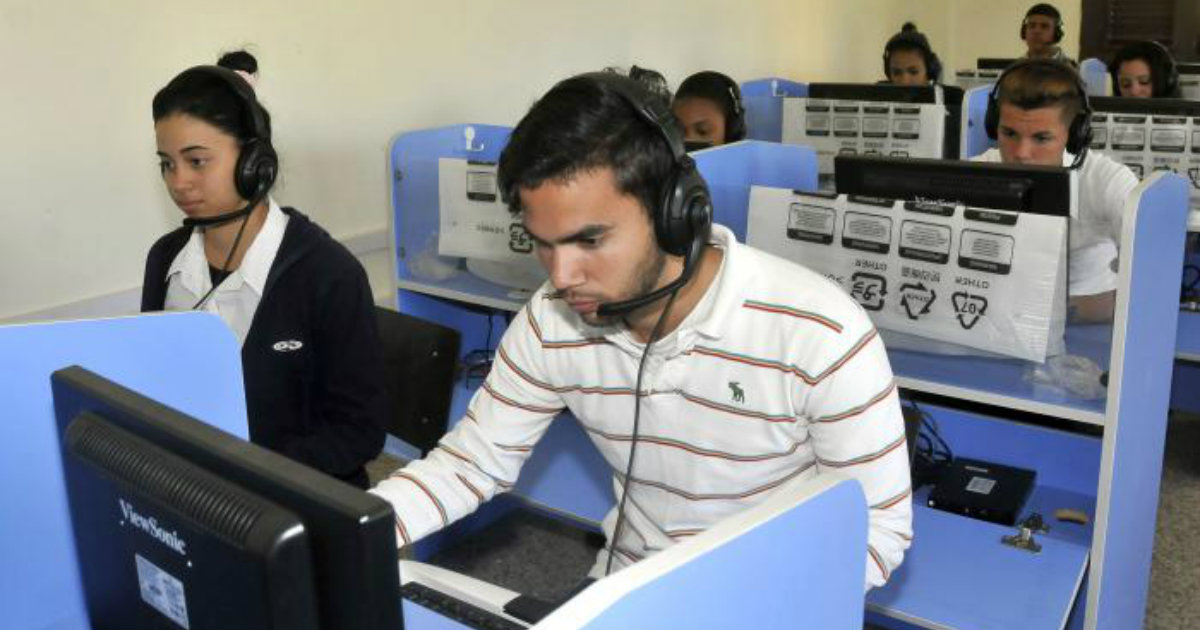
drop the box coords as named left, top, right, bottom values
left=119, top=499, right=187, bottom=556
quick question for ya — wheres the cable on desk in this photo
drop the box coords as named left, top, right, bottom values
left=905, top=398, right=954, bottom=489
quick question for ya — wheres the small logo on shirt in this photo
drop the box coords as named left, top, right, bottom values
left=729, top=381, right=745, bottom=403
left=272, top=340, right=304, bottom=352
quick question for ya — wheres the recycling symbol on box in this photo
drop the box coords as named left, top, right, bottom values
left=850, top=272, right=887, bottom=311
left=951, top=292, right=988, bottom=330
left=899, top=282, right=937, bottom=320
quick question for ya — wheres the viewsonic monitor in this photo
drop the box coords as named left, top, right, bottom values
left=52, top=366, right=402, bottom=630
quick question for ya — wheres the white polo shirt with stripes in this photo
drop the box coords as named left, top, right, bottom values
left=371, top=225, right=913, bottom=589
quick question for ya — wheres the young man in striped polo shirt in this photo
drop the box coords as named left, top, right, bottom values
left=371, top=73, right=912, bottom=590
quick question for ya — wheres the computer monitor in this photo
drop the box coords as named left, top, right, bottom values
left=805, top=83, right=965, bottom=161
left=51, top=366, right=402, bottom=630
left=833, top=155, right=1073, bottom=216
left=977, top=58, right=1016, bottom=71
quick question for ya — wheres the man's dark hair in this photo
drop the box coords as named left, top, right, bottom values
left=497, top=73, right=676, bottom=218
left=1025, top=2, right=1061, bottom=22
left=996, top=59, right=1084, bottom=124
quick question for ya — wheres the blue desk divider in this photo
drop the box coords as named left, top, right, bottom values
left=390, top=123, right=516, bottom=319
left=1091, top=172, right=1187, bottom=628
left=0, top=313, right=248, bottom=630
left=542, top=476, right=866, bottom=630
left=693, top=140, right=819, bottom=240
left=1079, top=58, right=1109, bottom=97
left=741, top=77, right=808, bottom=142
left=961, top=84, right=995, bottom=158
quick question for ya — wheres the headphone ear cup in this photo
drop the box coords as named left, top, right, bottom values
left=1020, top=23, right=1026, bottom=41
left=234, top=138, right=279, bottom=201
left=655, top=162, right=711, bottom=256
left=655, top=170, right=689, bottom=256
left=985, top=88, right=1000, bottom=140
left=1053, top=23, right=1064, bottom=43
left=1067, top=112, right=1092, bottom=156
left=927, top=51, right=943, bottom=83
left=727, top=99, right=746, bottom=142
left=1167, top=68, right=1181, bottom=97
left=1163, top=54, right=1181, bottom=97
left=727, top=113, right=746, bottom=143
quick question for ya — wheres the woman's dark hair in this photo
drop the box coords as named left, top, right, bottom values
left=1109, top=40, right=1181, bottom=98
left=152, top=49, right=272, bottom=143
left=883, top=22, right=942, bottom=83
left=672, top=71, right=746, bottom=142
left=498, top=74, right=675, bottom=219
left=217, top=50, right=258, bottom=75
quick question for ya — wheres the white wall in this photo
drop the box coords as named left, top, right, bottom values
left=0, top=0, right=1080, bottom=321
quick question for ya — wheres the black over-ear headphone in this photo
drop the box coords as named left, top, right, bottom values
left=576, top=72, right=714, bottom=317
left=1154, top=41, right=1182, bottom=97
left=175, top=65, right=279, bottom=221
left=883, top=28, right=943, bottom=84
left=1021, top=5, right=1064, bottom=44
left=984, top=58, right=1092, bottom=168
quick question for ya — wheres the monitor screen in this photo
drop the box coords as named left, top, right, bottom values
left=1089, top=96, right=1200, bottom=118
left=52, top=366, right=402, bottom=630
left=808, top=83, right=941, bottom=104
left=834, top=155, right=1072, bottom=215
left=977, top=58, right=1016, bottom=71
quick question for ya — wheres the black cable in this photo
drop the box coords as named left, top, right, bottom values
left=191, top=209, right=255, bottom=310
left=1181, top=264, right=1200, bottom=307
left=485, top=311, right=496, bottom=357
left=604, top=289, right=681, bottom=577
left=906, top=398, right=953, bottom=488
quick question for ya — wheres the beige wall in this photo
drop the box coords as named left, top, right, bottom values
left=0, top=0, right=1080, bottom=320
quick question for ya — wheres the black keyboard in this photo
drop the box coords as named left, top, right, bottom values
left=400, top=581, right=526, bottom=630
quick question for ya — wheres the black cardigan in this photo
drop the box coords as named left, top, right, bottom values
left=142, top=207, right=386, bottom=488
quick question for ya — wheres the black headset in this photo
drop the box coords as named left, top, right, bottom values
left=984, top=58, right=1092, bottom=168
left=168, top=65, right=280, bottom=309
left=175, top=65, right=278, bottom=222
left=1110, top=40, right=1181, bottom=98
left=883, top=27, right=943, bottom=84
left=1021, top=4, right=1064, bottom=44
left=574, top=72, right=713, bottom=317
left=576, top=72, right=714, bottom=577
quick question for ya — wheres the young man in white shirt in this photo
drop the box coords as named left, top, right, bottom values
left=372, top=72, right=912, bottom=589
left=976, top=59, right=1139, bottom=323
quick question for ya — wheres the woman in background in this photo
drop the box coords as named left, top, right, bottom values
left=1109, top=40, right=1181, bottom=98
left=882, top=22, right=942, bottom=86
left=671, top=70, right=746, bottom=151
left=141, top=51, right=386, bottom=488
